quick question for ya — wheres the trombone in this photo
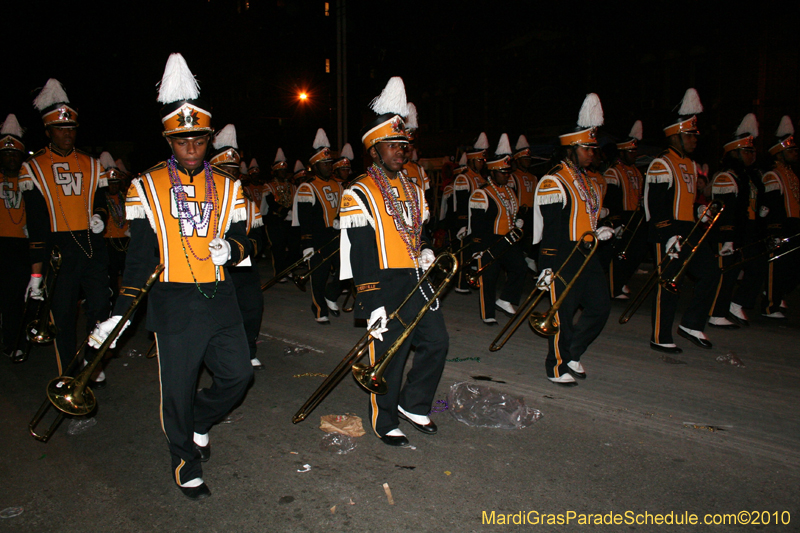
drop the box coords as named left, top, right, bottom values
left=616, top=207, right=644, bottom=261
left=29, top=264, right=164, bottom=443
left=490, top=231, right=598, bottom=351
left=292, top=252, right=458, bottom=424
left=12, top=248, right=62, bottom=364
left=260, top=234, right=339, bottom=291
left=619, top=200, right=724, bottom=324
left=464, top=227, right=523, bottom=289
left=718, top=232, right=798, bottom=272
left=767, top=231, right=800, bottom=263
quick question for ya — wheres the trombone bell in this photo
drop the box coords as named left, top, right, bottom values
left=351, top=363, right=388, bottom=395
left=46, top=376, right=97, bottom=417
left=528, top=311, right=559, bottom=336
left=27, top=321, right=57, bottom=345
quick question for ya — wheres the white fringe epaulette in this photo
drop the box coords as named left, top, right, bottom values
left=405, top=102, right=418, bottom=129
left=0, top=114, right=24, bottom=137
left=515, top=135, right=529, bottom=151
left=762, top=172, right=782, bottom=193
left=453, top=174, right=470, bottom=192
left=340, top=186, right=376, bottom=229
left=469, top=190, right=488, bottom=210
left=339, top=213, right=370, bottom=228
left=251, top=216, right=264, bottom=229
left=126, top=205, right=147, bottom=220
left=131, top=177, right=157, bottom=232
left=629, top=120, right=643, bottom=140
left=577, top=93, right=604, bottom=128
left=18, top=179, right=34, bottom=192
left=495, top=133, right=511, bottom=156
left=33, top=79, right=70, bottom=110
left=313, top=128, right=330, bottom=149
left=213, top=124, right=238, bottom=149
left=776, top=115, right=794, bottom=138
left=157, top=53, right=200, bottom=104
left=711, top=173, right=738, bottom=196
left=677, top=88, right=703, bottom=115
left=536, top=192, right=564, bottom=205
left=370, top=77, right=409, bottom=116
left=735, top=114, right=758, bottom=138
left=225, top=180, right=246, bottom=234
left=645, top=158, right=673, bottom=185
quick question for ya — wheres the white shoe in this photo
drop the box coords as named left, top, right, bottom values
left=622, top=285, right=630, bottom=294
left=525, top=257, right=538, bottom=271
left=729, top=303, right=749, bottom=321
left=548, top=374, right=577, bottom=385
left=315, top=316, right=330, bottom=324
left=193, top=432, right=209, bottom=447
left=482, top=318, right=498, bottom=325
left=762, top=311, right=786, bottom=319
left=495, top=299, right=516, bottom=316
left=708, top=316, right=737, bottom=327
left=385, top=428, right=406, bottom=437
left=613, top=293, right=630, bottom=300
left=251, top=357, right=264, bottom=370
left=780, top=300, right=788, bottom=310
left=325, top=298, right=339, bottom=312
left=398, top=405, right=431, bottom=426
left=567, top=360, right=585, bottom=375
left=454, top=287, right=471, bottom=294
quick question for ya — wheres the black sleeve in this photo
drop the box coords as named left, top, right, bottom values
left=248, top=223, right=265, bottom=258
left=265, top=193, right=288, bottom=222
left=646, top=182, right=677, bottom=242
left=225, top=220, right=252, bottom=265
left=454, top=189, right=470, bottom=231
left=298, top=200, right=327, bottom=249
left=538, top=202, right=566, bottom=272
left=468, top=203, right=492, bottom=251
left=713, top=191, right=737, bottom=243
left=603, top=182, right=624, bottom=226
left=93, top=186, right=108, bottom=226
left=22, top=188, right=51, bottom=265
left=112, top=218, right=160, bottom=316
left=348, top=224, right=382, bottom=317
left=761, top=189, right=785, bottom=236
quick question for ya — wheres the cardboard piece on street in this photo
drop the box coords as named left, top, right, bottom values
left=319, top=414, right=366, bottom=437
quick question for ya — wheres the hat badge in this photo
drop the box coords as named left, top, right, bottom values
left=390, top=116, right=405, bottom=134
left=57, top=107, right=72, bottom=121
left=177, top=106, right=199, bottom=127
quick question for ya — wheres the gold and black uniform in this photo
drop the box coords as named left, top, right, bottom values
left=604, top=160, right=646, bottom=297
left=0, top=170, right=29, bottom=355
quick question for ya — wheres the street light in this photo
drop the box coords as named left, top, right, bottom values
left=298, top=92, right=308, bottom=101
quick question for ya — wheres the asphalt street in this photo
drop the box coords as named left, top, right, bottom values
left=1, top=261, right=798, bottom=532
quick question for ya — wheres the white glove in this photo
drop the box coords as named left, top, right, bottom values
left=596, top=226, right=614, bottom=241
left=719, top=242, right=735, bottom=256
left=332, top=218, right=340, bottom=230
left=88, top=315, right=130, bottom=349
left=124, top=228, right=131, bottom=237
left=697, top=205, right=711, bottom=223
left=471, top=251, right=483, bottom=261
left=209, top=237, right=231, bottom=266
left=23, top=225, right=29, bottom=238
left=515, top=218, right=524, bottom=229
left=536, top=268, right=553, bottom=291
left=456, top=226, right=467, bottom=239
left=90, top=214, right=105, bottom=234
left=759, top=206, right=769, bottom=218
left=303, top=247, right=315, bottom=260
left=26, top=275, right=44, bottom=301
left=614, top=225, right=625, bottom=239
left=599, top=207, right=609, bottom=219
left=419, top=248, right=435, bottom=271
left=665, top=235, right=682, bottom=259
left=368, top=306, right=389, bottom=342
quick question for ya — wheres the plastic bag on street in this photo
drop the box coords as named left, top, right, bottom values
left=447, top=381, right=542, bottom=430
left=319, top=432, right=357, bottom=454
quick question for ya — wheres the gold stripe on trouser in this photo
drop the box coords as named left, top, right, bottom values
left=654, top=247, right=662, bottom=344
left=310, top=271, right=323, bottom=318
left=477, top=255, right=487, bottom=319
left=709, top=249, right=725, bottom=316
left=155, top=333, right=168, bottom=441
left=52, top=310, right=62, bottom=376
left=368, top=341, right=380, bottom=437
left=608, top=260, right=615, bottom=296
left=174, top=459, right=185, bottom=485
left=550, top=282, right=563, bottom=377
left=766, top=261, right=775, bottom=310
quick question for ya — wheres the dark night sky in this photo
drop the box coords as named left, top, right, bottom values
left=5, top=0, right=800, bottom=173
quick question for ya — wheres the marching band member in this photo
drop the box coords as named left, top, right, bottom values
left=533, top=93, right=613, bottom=385
left=211, top=124, right=265, bottom=370
left=708, top=114, right=763, bottom=328
left=262, top=148, right=295, bottom=281
left=20, top=79, right=110, bottom=380
left=511, top=135, right=538, bottom=270
left=403, top=103, right=431, bottom=193
left=644, top=88, right=720, bottom=353
left=605, top=121, right=646, bottom=299
left=89, top=54, right=253, bottom=500
left=339, top=77, right=448, bottom=446
left=0, top=114, right=29, bottom=360
left=333, top=142, right=355, bottom=186
left=99, top=152, right=130, bottom=305
left=293, top=129, right=344, bottom=324
left=761, top=116, right=799, bottom=318
left=468, top=133, right=526, bottom=325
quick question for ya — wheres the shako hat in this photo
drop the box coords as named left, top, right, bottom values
left=99, top=151, right=123, bottom=182
left=33, top=79, right=78, bottom=127
left=157, top=53, right=213, bottom=138
left=617, top=120, right=643, bottom=151
left=405, top=102, right=418, bottom=142
left=769, top=116, right=795, bottom=156
left=487, top=133, right=513, bottom=172
left=0, top=114, right=25, bottom=152
left=271, top=149, right=287, bottom=171
left=723, top=114, right=758, bottom=154
left=513, top=135, right=531, bottom=160
left=466, top=132, right=489, bottom=159
left=361, top=77, right=410, bottom=149
left=249, top=158, right=260, bottom=175
left=210, top=124, right=241, bottom=168
left=663, top=88, right=702, bottom=137
left=293, top=160, right=308, bottom=181
left=559, top=93, right=604, bottom=147
left=309, top=128, right=333, bottom=165
left=333, top=143, right=354, bottom=171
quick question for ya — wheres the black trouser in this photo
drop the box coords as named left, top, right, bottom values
left=764, top=218, right=800, bottom=314
left=265, top=218, right=290, bottom=278
left=230, top=264, right=264, bottom=359
left=287, top=222, right=302, bottom=265
left=650, top=241, right=719, bottom=345
left=449, top=228, right=472, bottom=292
left=545, top=251, right=610, bottom=378
left=310, top=248, right=343, bottom=319
left=0, top=237, right=29, bottom=354
left=106, top=237, right=129, bottom=304
left=156, top=316, right=253, bottom=486
left=476, top=238, right=526, bottom=320
left=367, top=286, right=449, bottom=437
left=609, top=212, right=648, bottom=297
left=47, top=232, right=110, bottom=375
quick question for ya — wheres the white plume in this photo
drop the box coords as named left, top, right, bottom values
left=157, top=53, right=200, bottom=104
left=775, top=115, right=793, bottom=138
left=577, top=93, right=604, bottom=128
left=474, top=132, right=489, bottom=150
left=405, top=102, right=418, bottom=129
left=294, top=160, right=305, bottom=173
left=99, top=151, right=117, bottom=169
left=115, top=159, right=127, bottom=172
left=369, top=77, right=409, bottom=116
left=313, top=128, right=330, bottom=149
left=495, top=133, right=512, bottom=156
left=735, top=113, right=758, bottom=138
left=240, top=162, right=248, bottom=174
left=628, top=120, right=643, bottom=140
left=0, top=114, right=24, bottom=137
left=458, top=152, right=467, bottom=166
left=33, top=79, right=70, bottom=111
left=249, top=158, right=259, bottom=169
left=515, top=135, right=529, bottom=151
left=677, top=88, right=703, bottom=116
left=340, top=143, right=354, bottom=160
left=213, top=124, right=238, bottom=149
left=273, top=148, right=286, bottom=163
